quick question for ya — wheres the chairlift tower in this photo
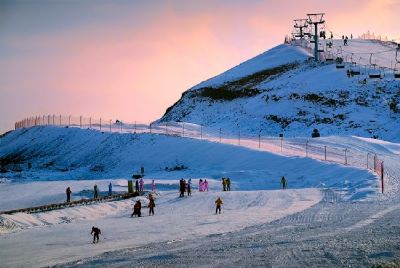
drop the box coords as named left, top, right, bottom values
left=307, top=13, right=325, bottom=62
left=293, top=19, right=308, bottom=39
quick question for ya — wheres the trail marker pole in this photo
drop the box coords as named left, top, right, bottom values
left=381, top=162, right=384, bottom=193
left=306, top=140, right=309, bottom=157
left=219, top=128, right=222, bottom=143
left=258, top=133, right=261, bottom=149
left=344, top=149, right=348, bottom=165
left=80, top=116, right=82, bottom=128
left=324, top=146, right=327, bottom=161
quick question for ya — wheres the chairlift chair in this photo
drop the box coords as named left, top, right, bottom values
left=368, top=64, right=382, bottom=79
left=336, top=57, right=345, bottom=69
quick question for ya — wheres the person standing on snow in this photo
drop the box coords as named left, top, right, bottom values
left=131, top=200, right=142, bottom=217
left=91, top=226, right=101, bottom=243
left=199, top=179, right=203, bottom=192
left=94, top=184, right=99, bottom=199
left=151, top=179, right=156, bottom=192
left=281, top=176, right=287, bottom=190
left=66, top=187, right=72, bottom=203
left=139, top=178, right=144, bottom=192
left=108, top=182, right=112, bottom=196
left=179, top=178, right=185, bottom=197
left=135, top=179, right=139, bottom=192
left=215, top=197, right=224, bottom=214
left=204, top=179, right=209, bottom=191
left=187, top=178, right=192, bottom=196
left=226, top=178, right=231, bottom=191
left=148, top=194, right=155, bottom=216
left=222, top=178, right=227, bottom=191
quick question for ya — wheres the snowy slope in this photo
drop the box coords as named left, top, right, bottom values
left=0, top=126, right=379, bottom=202
left=158, top=39, right=400, bottom=142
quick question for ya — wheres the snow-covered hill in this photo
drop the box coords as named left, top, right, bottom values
left=158, top=40, right=400, bottom=142
left=0, top=126, right=378, bottom=201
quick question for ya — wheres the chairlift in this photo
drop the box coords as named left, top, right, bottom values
left=368, top=54, right=381, bottom=79
left=325, top=52, right=334, bottom=61
left=317, top=42, right=324, bottom=52
left=348, top=54, right=360, bottom=76
left=335, top=47, right=345, bottom=69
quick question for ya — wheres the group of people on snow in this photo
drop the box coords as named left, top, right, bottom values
left=131, top=193, right=156, bottom=217
left=135, top=178, right=145, bottom=192
left=198, top=179, right=209, bottom=192
left=221, top=177, right=231, bottom=191
left=65, top=182, right=113, bottom=203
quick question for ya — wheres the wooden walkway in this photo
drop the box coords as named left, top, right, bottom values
left=0, top=191, right=146, bottom=215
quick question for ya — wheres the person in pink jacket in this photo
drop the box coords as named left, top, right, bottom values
left=199, top=179, right=204, bottom=192
left=204, top=179, right=209, bottom=191
left=151, top=179, right=156, bottom=192
left=139, top=178, right=144, bottom=192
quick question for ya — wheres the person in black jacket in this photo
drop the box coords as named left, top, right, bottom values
left=91, top=226, right=101, bottom=243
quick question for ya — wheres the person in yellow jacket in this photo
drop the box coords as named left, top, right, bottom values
left=215, top=197, right=223, bottom=214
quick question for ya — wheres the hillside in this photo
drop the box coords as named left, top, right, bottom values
left=158, top=40, right=400, bottom=142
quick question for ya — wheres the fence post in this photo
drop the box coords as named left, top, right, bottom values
left=258, top=133, right=261, bottom=149
left=200, top=125, right=203, bottom=139
left=280, top=136, right=283, bottom=152
left=324, top=146, right=327, bottom=161
left=381, top=161, right=384, bottom=193
left=59, top=115, right=61, bottom=126
left=134, top=121, right=137, bottom=134
left=182, top=123, right=184, bottom=137
left=89, top=117, right=92, bottom=129
left=100, top=118, right=102, bottom=131
left=110, top=120, right=112, bottom=132
left=149, top=123, right=152, bottom=134
left=373, top=154, right=377, bottom=171
left=238, top=129, right=241, bottom=145
left=219, top=128, right=222, bottom=143
left=367, top=153, right=369, bottom=169
left=165, top=123, right=168, bottom=135
left=80, top=116, right=82, bottom=128
left=68, top=115, right=71, bottom=127
left=52, top=115, right=55, bottom=125
left=344, top=149, right=348, bottom=165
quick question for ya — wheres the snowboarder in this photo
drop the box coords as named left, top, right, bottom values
left=94, top=184, right=99, bottom=199
left=135, top=179, right=139, bottom=192
left=139, top=178, right=144, bottom=192
left=222, top=178, right=227, bottom=191
left=215, top=197, right=223, bottom=214
left=151, top=179, right=156, bottom=192
left=187, top=178, right=192, bottom=196
left=344, top=36, right=348, bottom=46
left=148, top=194, right=155, bottom=216
left=66, top=187, right=72, bottom=203
left=281, top=176, right=287, bottom=190
left=108, top=182, right=112, bottom=196
left=199, top=179, right=204, bottom=192
left=204, top=179, right=209, bottom=191
left=131, top=200, right=142, bottom=217
left=226, top=178, right=231, bottom=191
left=91, top=226, right=101, bottom=243
left=179, top=178, right=185, bottom=197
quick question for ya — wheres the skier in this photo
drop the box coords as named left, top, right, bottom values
left=66, top=187, right=72, bottom=203
left=93, top=184, right=99, bottom=199
left=151, top=179, right=156, bottom=192
left=330, top=32, right=333, bottom=39
left=187, top=178, right=192, bottom=196
left=226, top=178, right=231, bottom=191
left=131, top=200, right=142, bottom=217
left=148, top=194, right=155, bottom=216
left=179, top=178, right=185, bottom=197
left=199, top=179, right=204, bottom=192
left=215, top=197, right=223, bottom=214
left=204, top=179, right=209, bottom=191
left=222, top=178, right=227, bottom=191
left=108, top=182, right=112, bottom=196
left=139, top=178, right=144, bottom=192
left=281, top=176, right=287, bottom=190
left=344, top=36, right=348, bottom=46
left=135, top=179, right=139, bottom=192
left=91, top=226, right=101, bottom=244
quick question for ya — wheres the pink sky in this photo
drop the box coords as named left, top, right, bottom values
left=0, top=0, right=399, bottom=133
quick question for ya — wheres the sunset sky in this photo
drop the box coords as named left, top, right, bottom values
left=0, top=0, right=399, bottom=133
